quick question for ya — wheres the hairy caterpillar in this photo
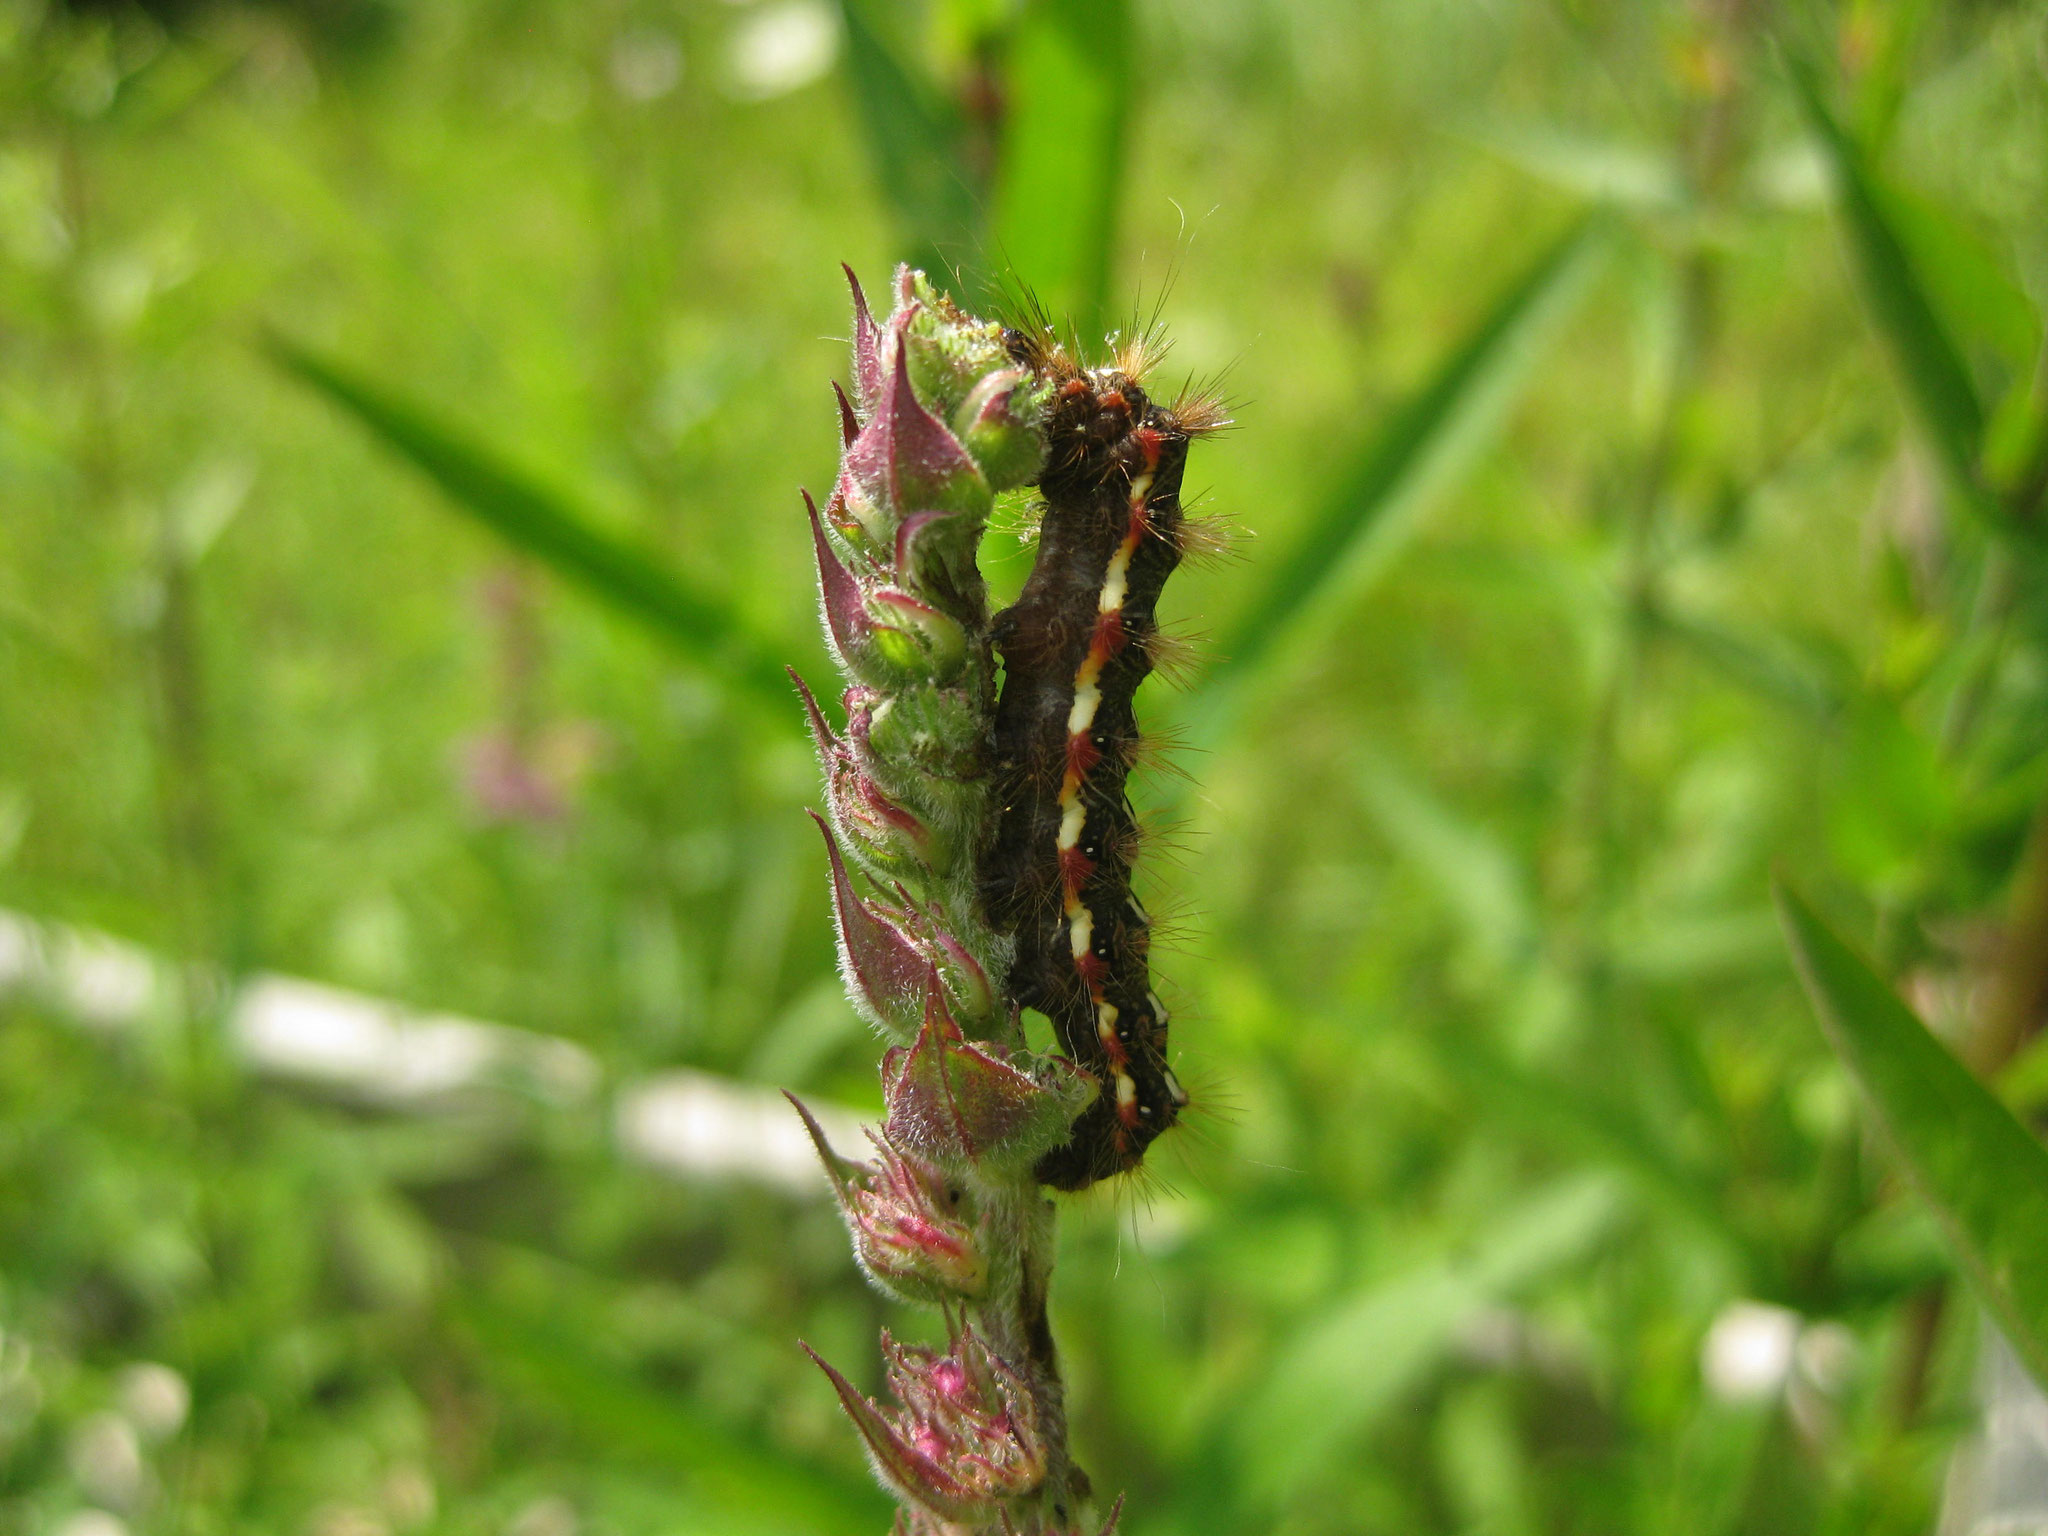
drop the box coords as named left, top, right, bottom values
left=981, top=324, right=1226, bottom=1191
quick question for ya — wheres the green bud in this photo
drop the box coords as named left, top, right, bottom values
left=954, top=367, right=1050, bottom=492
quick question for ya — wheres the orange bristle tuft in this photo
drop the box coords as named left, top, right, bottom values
left=1169, top=378, right=1236, bottom=438
left=1119, top=810, right=1199, bottom=876
left=1112, top=326, right=1169, bottom=385
left=1172, top=510, right=1246, bottom=568
left=1155, top=1062, right=1240, bottom=1176
left=1127, top=884, right=1201, bottom=946
left=1141, top=624, right=1205, bottom=691
left=1125, top=722, right=1202, bottom=782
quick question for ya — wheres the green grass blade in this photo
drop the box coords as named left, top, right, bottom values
left=2003, top=1027, right=2048, bottom=1117
left=1885, top=183, right=2041, bottom=374
left=837, top=0, right=981, bottom=281
left=1444, top=1038, right=1763, bottom=1284
left=988, top=0, right=1132, bottom=339
left=1354, top=746, right=1536, bottom=972
left=458, top=1287, right=891, bottom=1533
left=1775, top=880, right=2048, bottom=1387
left=1468, top=118, right=1683, bottom=210
left=1237, top=1174, right=1621, bottom=1501
left=0, top=597, right=99, bottom=678
left=270, top=338, right=794, bottom=711
left=1649, top=607, right=1844, bottom=719
left=1203, top=215, right=1606, bottom=705
left=1783, top=50, right=2006, bottom=531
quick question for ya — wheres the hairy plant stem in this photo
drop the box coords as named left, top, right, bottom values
left=976, top=1181, right=1079, bottom=1522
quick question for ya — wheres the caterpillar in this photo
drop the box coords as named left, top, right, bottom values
left=981, top=324, right=1226, bottom=1191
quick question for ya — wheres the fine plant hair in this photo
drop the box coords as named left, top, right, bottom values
left=788, top=266, right=1225, bottom=1534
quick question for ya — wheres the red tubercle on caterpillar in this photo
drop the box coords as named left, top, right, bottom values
left=1094, top=1013, right=1130, bottom=1066
left=1091, top=609, right=1127, bottom=658
left=1057, top=843, right=1093, bottom=899
left=1115, top=1089, right=1144, bottom=1133
left=1063, top=730, right=1101, bottom=782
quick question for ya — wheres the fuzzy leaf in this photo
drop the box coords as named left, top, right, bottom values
left=807, top=491, right=884, bottom=673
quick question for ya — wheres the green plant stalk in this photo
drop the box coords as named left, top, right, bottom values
left=790, top=267, right=1111, bottom=1535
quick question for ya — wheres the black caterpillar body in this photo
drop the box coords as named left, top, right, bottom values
left=981, top=332, right=1220, bottom=1190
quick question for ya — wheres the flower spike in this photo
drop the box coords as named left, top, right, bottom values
left=796, top=265, right=1187, bottom=1533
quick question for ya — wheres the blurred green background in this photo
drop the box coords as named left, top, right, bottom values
left=6, top=0, right=2048, bottom=1531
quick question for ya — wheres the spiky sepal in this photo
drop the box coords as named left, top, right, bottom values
left=805, top=1327, right=1048, bottom=1522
